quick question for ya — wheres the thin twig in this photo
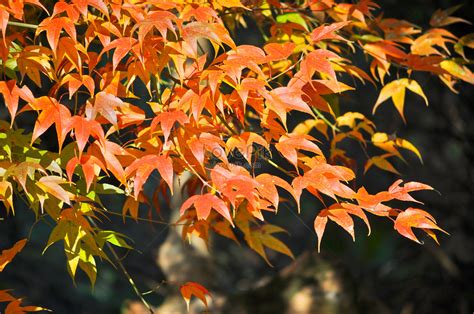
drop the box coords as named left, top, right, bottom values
left=143, top=280, right=166, bottom=295
left=267, top=159, right=295, bottom=178
left=267, top=52, right=305, bottom=83
left=310, top=106, right=340, bottom=132
left=105, top=210, right=184, bottom=226
left=7, top=21, right=39, bottom=29
left=88, top=218, right=154, bottom=314
left=217, top=113, right=239, bottom=135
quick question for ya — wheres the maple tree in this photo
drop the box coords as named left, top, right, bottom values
left=0, top=0, right=473, bottom=312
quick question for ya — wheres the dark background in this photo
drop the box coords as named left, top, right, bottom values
left=1, top=0, right=473, bottom=313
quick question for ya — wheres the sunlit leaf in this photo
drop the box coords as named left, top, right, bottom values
left=0, top=239, right=27, bottom=272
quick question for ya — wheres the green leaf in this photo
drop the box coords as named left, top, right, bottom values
left=276, top=13, right=308, bottom=30
left=352, top=34, right=383, bottom=42
left=96, top=231, right=132, bottom=249
left=43, top=220, right=69, bottom=253
left=78, top=249, right=97, bottom=287
left=95, top=183, right=125, bottom=195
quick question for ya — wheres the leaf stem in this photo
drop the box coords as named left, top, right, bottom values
left=267, top=159, right=295, bottom=178
left=217, top=113, right=238, bottom=135
left=88, top=218, right=154, bottom=314
left=7, top=21, right=39, bottom=29
left=267, top=52, right=305, bottom=83
left=105, top=210, right=185, bottom=226
left=142, top=280, right=166, bottom=295
left=310, top=107, right=340, bottom=132
left=170, top=137, right=221, bottom=195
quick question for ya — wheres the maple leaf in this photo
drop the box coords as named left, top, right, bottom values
left=293, top=157, right=355, bottom=210
left=179, top=282, right=210, bottom=311
left=122, top=195, right=140, bottom=220
left=182, top=21, right=236, bottom=55
left=83, top=19, right=121, bottom=47
left=0, top=181, right=14, bottom=214
left=336, top=112, right=375, bottom=131
left=55, top=37, right=87, bottom=73
left=89, top=140, right=133, bottom=184
left=310, top=21, right=350, bottom=43
left=131, top=10, right=177, bottom=49
left=96, top=230, right=132, bottom=250
left=51, top=2, right=80, bottom=21
left=64, top=116, right=105, bottom=158
left=116, top=103, right=146, bottom=128
left=454, top=34, right=474, bottom=60
left=214, top=0, right=247, bottom=9
left=211, top=220, right=238, bottom=243
left=363, top=41, right=407, bottom=81
left=4, top=299, right=49, bottom=313
left=394, top=207, right=447, bottom=243
left=297, top=49, right=340, bottom=82
left=181, top=6, right=219, bottom=22
left=371, top=132, right=422, bottom=162
left=0, top=9, right=9, bottom=41
left=0, top=290, right=49, bottom=314
left=0, top=290, right=16, bottom=302
left=150, top=110, right=189, bottom=143
left=1, top=0, right=473, bottom=303
left=5, top=161, right=47, bottom=194
left=430, top=5, right=471, bottom=27
left=373, top=78, right=428, bottom=122
left=263, top=42, right=296, bottom=62
left=236, top=210, right=293, bottom=265
left=66, top=155, right=106, bottom=192
left=234, top=78, right=267, bottom=111
left=0, top=239, right=27, bottom=272
left=410, top=29, right=457, bottom=56
left=16, top=46, right=54, bottom=87
left=353, top=187, right=392, bottom=216
left=364, top=154, right=400, bottom=175
left=58, top=74, right=95, bottom=99
left=314, top=204, right=370, bottom=252
left=262, top=86, right=313, bottom=127
left=36, top=17, right=77, bottom=52
left=36, top=176, right=72, bottom=205
left=301, top=80, right=354, bottom=113
left=72, top=0, right=109, bottom=18
left=1, top=0, right=47, bottom=23
left=387, top=179, right=433, bottom=203
left=376, top=18, right=420, bottom=44
left=275, top=134, right=322, bottom=169
left=224, top=45, right=267, bottom=81
left=0, top=80, right=34, bottom=125
left=88, top=91, right=125, bottom=128
left=188, top=133, right=229, bottom=166
left=440, top=60, right=474, bottom=84
left=255, top=174, right=296, bottom=210
left=353, top=180, right=434, bottom=218
left=101, top=37, right=138, bottom=71
left=247, top=224, right=294, bottom=265
left=292, top=118, right=328, bottom=138
left=178, top=214, right=212, bottom=244
left=226, top=132, right=269, bottom=164
left=27, top=97, right=71, bottom=148
left=180, top=193, right=233, bottom=226
left=210, top=165, right=261, bottom=216
left=125, top=154, right=174, bottom=199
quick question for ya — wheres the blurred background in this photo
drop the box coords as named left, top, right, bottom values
left=1, top=0, right=473, bottom=313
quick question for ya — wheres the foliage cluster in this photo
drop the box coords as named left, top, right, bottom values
left=0, top=0, right=473, bottom=311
